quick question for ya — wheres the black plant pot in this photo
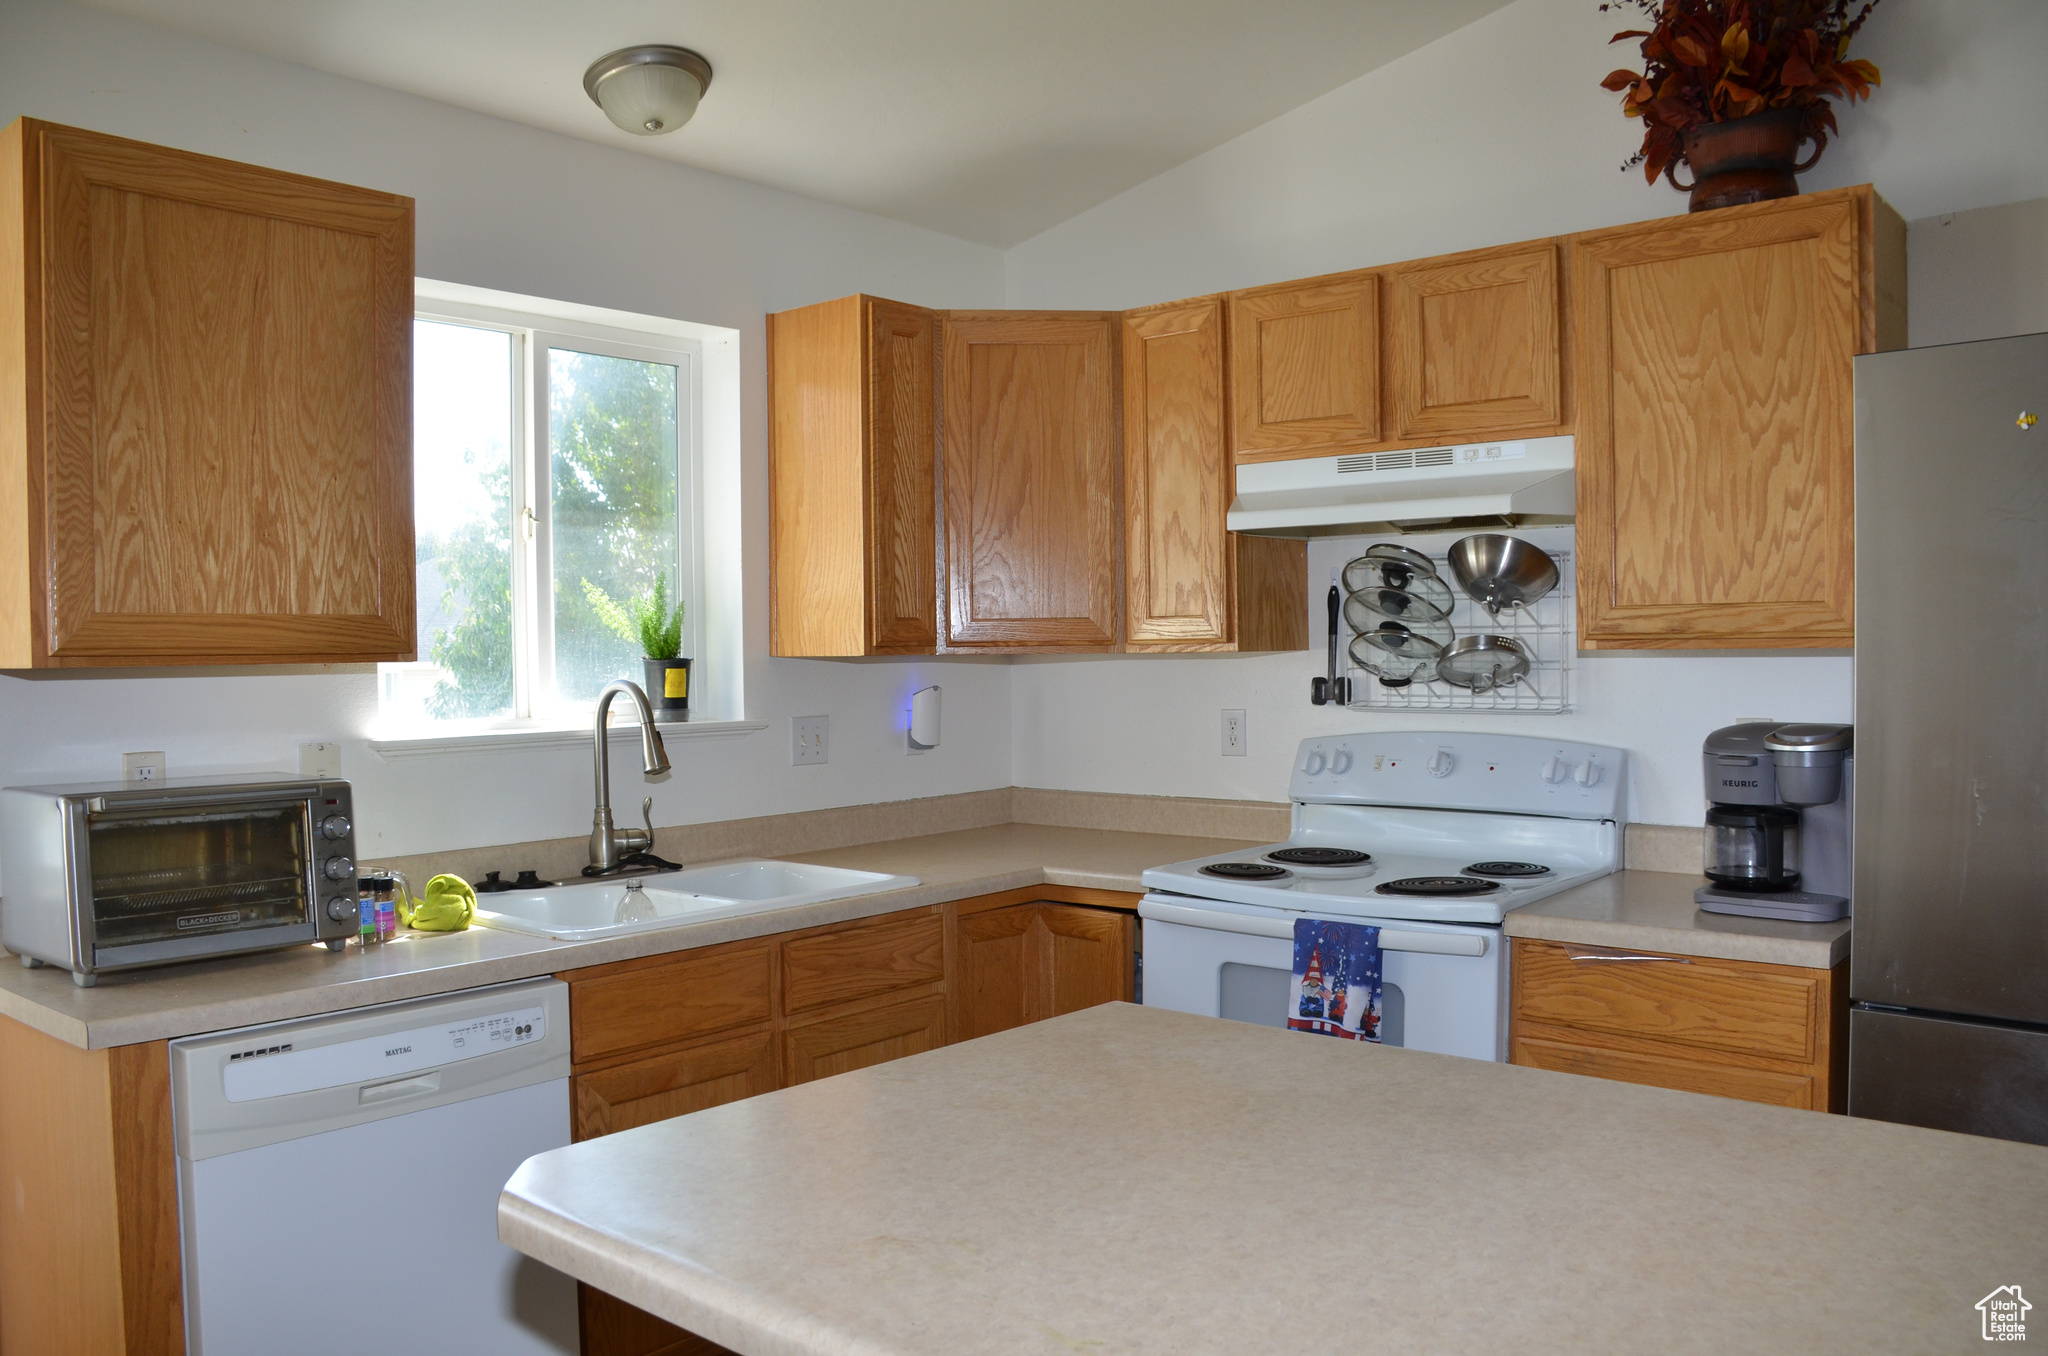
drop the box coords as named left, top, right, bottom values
left=642, top=657, right=691, bottom=720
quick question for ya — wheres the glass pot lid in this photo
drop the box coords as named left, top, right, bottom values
left=1342, top=555, right=1455, bottom=614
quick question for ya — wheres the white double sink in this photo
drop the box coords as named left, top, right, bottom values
left=469, top=859, right=919, bottom=941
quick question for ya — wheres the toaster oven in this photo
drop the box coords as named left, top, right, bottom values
left=0, top=776, right=361, bottom=986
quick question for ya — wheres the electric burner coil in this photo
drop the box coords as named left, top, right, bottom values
left=1264, top=847, right=1372, bottom=868
left=1462, top=861, right=1552, bottom=879
left=1374, top=876, right=1501, bottom=897
left=1199, top=861, right=1293, bottom=881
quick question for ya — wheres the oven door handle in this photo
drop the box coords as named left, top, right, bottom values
left=1138, top=899, right=1488, bottom=956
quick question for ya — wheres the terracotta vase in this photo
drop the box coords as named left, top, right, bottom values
left=1668, top=107, right=1821, bottom=212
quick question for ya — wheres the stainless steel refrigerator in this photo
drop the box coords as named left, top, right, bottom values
left=1850, top=330, right=2048, bottom=1145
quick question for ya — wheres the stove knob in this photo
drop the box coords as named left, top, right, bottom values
left=1542, top=754, right=1570, bottom=785
left=1575, top=758, right=1601, bottom=788
left=318, top=814, right=352, bottom=841
left=325, top=896, right=358, bottom=923
left=322, top=855, right=356, bottom=882
left=1330, top=748, right=1353, bottom=775
left=1304, top=750, right=1328, bottom=776
left=1427, top=749, right=1455, bottom=778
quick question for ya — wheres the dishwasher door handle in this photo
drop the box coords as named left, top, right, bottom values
left=359, top=1070, right=442, bottom=1105
left=1138, top=898, right=1488, bottom=956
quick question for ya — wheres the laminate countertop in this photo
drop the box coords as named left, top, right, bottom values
left=0, top=823, right=1252, bottom=1050
left=1502, top=870, right=1851, bottom=969
left=500, top=1001, right=2048, bottom=1356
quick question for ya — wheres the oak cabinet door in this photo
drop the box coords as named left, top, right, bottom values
left=567, top=945, right=774, bottom=1065
left=941, top=312, right=1120, bottom=648
left=1388, top=242, right=1562, bottom=438
left=572, top=1030, right=777, bottom=1141
left=782, top=994, right=948, bottom=1085
left=1572, top=189, right=1889, bottom=647
left=1123, top=298, right=1231, bottom=646
left=1038, top=904, right=1136, bottom=1019
left=781, top=911, right=944, bottom=1016
left=768, top=294, right=938, bottom=656
left=956, top=902, right=1134, bottom=1042
left=1, top=118, right=414, bottom=666
left=1227, top=270, right=1379, bottom=460
left=957, top=903, right=1038, bottom=1041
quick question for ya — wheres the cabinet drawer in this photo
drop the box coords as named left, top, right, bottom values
left=1513, top=939, right=1819, bottom=1062
left=1513, top=1032, right=1818, bottom=1109
left=572, top=1030, right=777, bottom=1140
left=570, top=945, right=773, bottom=1064
left=782, top=912, right=943, bottom=1015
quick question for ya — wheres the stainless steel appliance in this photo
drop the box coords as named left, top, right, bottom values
left=1139, top=731, right=1625, bottom=1061
left=1849, top=330, right=2048, bottom=1146
left=172, top=979, right=577, bottom=1354
left=1695, top=722, right=1853, bottom=922
left=0, top=775, right=361, bottom=986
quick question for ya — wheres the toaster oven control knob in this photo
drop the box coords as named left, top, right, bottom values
left=322, top=855, right=356, bottom=881
left=326, top=896, right=358, bottom=923
left=1427, top=749, right=1455, bottom=778
left=319, top=814, right=352, bottom=841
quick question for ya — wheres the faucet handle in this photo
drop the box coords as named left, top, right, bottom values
left=642, top=797, right=656, bottom=842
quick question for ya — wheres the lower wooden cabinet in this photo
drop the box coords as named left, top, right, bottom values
left=956, top=901, right=1136, bottom=1042
left=572, top=1030, right=778, bottom=1140
left=1509, top=937, right=1847, bottom=1111
left=784, top=994, right=948, bottom=1084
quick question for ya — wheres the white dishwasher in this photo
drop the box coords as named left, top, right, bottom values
left=170, top=978, right=580, bottom=1356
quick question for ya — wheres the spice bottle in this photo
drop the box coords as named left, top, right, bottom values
left=355, top=877, right=379, bottom=947
left=371, top=876, right=398, bottom=943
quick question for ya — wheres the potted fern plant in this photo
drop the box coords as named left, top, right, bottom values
left=582, top=573, right=689, bottom=719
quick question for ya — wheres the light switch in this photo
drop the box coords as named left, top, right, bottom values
left=791, top=716, right=829, bottom=766
left=299, top=742, right=341, bottom=778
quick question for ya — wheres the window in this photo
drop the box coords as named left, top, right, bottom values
left=381, top=290, right=702, bottom=730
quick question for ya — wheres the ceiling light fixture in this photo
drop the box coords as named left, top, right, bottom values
left=583, top=45, right=714, bottom=136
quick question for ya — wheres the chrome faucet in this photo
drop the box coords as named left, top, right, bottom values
left=590, top=679, right=671, bottom=873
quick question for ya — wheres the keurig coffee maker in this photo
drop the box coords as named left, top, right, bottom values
left=1696, top=722, right=1853, bottom=922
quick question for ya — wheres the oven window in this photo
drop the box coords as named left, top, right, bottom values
left=1218, top=963, right=1405, bottom=1046
left=88, top=807, right=311, bottom=947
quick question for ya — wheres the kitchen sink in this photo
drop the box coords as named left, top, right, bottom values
left=468, top=859, right=920, bottom=941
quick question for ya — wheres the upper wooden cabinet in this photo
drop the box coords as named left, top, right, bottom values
left=941, top=311, right=1121, bottom=649
left=1121, top=296, right=1305, bottom=651
left=1227, top=269, right=1379, bottom=460
left=1387, top=241, right=1563, bottom=439
left=768, top=293, right=938, bottom=656
left=1573, top=186, right=1903, bottom=648
left=0, top=119, right=415, bottom=667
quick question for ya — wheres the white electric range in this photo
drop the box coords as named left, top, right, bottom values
left=1139, top=731, right=1626, bottom=1061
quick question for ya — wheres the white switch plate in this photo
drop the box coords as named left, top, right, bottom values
left=1222, top=710, right=1247, bottom=756
left=121, top=751, right=166, bottom=784
left=791, top=716, right=829, bottom=766
left=299, top=741, right=341, bottom=778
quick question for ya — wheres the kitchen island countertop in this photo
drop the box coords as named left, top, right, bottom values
left=1505, top=869, right=1850, bottom=968
left=500, top=1001, right=2048, bottom=1356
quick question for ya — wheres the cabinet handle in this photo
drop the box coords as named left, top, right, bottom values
left=1564, top=949, right=1691, bottom=964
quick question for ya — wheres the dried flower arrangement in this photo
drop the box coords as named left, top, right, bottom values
left=1601, top=0, right=1883, bottom=185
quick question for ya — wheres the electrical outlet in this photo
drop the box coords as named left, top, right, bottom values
left=299, top=741, right=341, bottom=778
left=791, top=716, right=829, bottom=766
left=1222, top=710, right=1247, bottom=756
left=122, top=751, right=167, bottom=784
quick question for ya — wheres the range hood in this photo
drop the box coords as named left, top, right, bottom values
left=1227, top=434, right=1574, bottom=536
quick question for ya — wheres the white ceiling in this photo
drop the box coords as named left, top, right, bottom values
left=71, top=0, right=1511, bottom=247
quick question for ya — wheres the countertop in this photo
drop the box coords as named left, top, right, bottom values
left=1503, top=870, right=1851, bottom=968
left=0, top=823, right=1253, bottom=1050
left=499, top=1002, right=2048, bottom=1356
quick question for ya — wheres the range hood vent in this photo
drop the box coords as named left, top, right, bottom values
left=1228, top=434, right=1574, bottom=536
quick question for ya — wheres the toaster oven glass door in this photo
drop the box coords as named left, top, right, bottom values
left=87, top=802, right=315, bottom=949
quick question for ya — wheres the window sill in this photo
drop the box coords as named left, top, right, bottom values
left=368, top=718, right=768, bottom=760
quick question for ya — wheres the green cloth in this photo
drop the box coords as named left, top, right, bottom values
left=406, top=873, right=477, bottom=932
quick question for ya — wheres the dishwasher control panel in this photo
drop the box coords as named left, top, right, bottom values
left=222, top=1004, right=547, bottom=1103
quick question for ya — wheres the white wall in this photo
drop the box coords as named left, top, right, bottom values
left=0, top=0, right=1012, bottom=860
left=1003, top=0, right=2048, bottom=827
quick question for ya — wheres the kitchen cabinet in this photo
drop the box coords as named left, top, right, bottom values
left=1226, top=269, right=1380, bottom=461
left=1509, top=938, right=1847, bottom=1111
left=0, top=118, right=415, bottom=668
left=571, top=1030, right=778, bottom=1140
left=783, top=994, right=949, bottom=1084
left=1386, top=241, right=1564, bottom=440
left=1572, top=185, right=1905, bottom=648
left=1120, top=296, right=1307, bottom=650
left=768, top=293, right=939, bottom=657
left=941, top=311, right=1122, bottom=649
left=955, top=899, right=1136, bottom=1042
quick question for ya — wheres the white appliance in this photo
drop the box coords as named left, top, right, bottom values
left=1140, top=731, right=1625, bottom=1061
left=1226, top=434, right=1574, bottom=535
left=170, top=979, right=579, bottom=1356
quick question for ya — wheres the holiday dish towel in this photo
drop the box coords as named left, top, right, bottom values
left=1288, top=917, right=1384, bottom=1041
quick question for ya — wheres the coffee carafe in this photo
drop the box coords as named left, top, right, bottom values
left=1696, top=722, right=1853, bottom=922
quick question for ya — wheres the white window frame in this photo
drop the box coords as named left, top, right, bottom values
left=384, top=289, right=712, bottom=735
